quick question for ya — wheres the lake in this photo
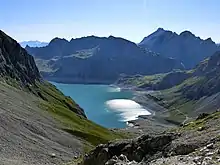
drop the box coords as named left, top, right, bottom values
left=52, top=82, right=151, bottom=128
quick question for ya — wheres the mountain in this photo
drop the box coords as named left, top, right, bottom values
left=117, top=51, right=220, bottom=125
left=139, top=28, right=219, bottom=69
left=0, top=30, right=125, bottom=164
left=26, top=36, right=184, bottom=84
left=182, top=51, right=220, bottom=99
left=0, top=30, right=41, bottom=84
left=20, top=40, right=48, bottom=48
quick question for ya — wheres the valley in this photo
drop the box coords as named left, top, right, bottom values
left=1, top=22, right=220, bottom=165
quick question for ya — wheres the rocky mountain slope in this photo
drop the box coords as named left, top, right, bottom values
left=139, top=28, right=219, bottom=69
left=0, top=30, right=126, bottom=165
left=0, top=30, right=41, bottom=84
left=26, top=36, right=184, bottom=84
left=82, top=111, right=220, bottom=165
left=117, top=51, right=220, bottom=125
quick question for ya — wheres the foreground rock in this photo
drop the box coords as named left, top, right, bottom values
left=81, top=112, right=220, bottom=165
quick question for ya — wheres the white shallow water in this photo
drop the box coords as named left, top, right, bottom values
left=107, top=86, right=121, bottom=92
left=105, top=99, right=151, bottom=121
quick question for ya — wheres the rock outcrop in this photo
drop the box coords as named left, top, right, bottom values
left=82, top=112, right=220, bottom=165
left=82, top=133, right=177, bottom=165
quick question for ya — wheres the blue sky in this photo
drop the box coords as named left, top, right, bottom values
left=1, top=0, right=219, bottom=43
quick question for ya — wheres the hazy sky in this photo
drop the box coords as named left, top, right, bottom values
left=1, top=0, right=219, bottom=43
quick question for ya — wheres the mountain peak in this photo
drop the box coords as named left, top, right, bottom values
left=180, top=30, right=195, bottom=37
left=139, top=29, right=218, bottom=69
left=205, top=37, right=215, bottom=44
left=139, top=28, right=175, bottom=46
left=50, top=37, right=68, bottom=43
left=156, top=27, right=165, bottom=32
left=49, top=37, right=69, bottom=46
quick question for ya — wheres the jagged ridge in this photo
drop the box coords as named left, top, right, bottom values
left=0, top=30, right=41, bottom=84
left=26, top=36, right=184, bottom=84
left=139, top=28, right=219, bottom=68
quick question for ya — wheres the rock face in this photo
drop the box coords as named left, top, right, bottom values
left=0, top=30, right=41, bottom=84
left=139, top=28, right=219, bottom=69
left=82, top=133, right=177, bottom=165
left=82, top=112, right=220, bottom=165
left=26, top=36, right=184, bottom=84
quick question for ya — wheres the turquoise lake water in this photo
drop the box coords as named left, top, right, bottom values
left=52, top=82, right=151, bottom=128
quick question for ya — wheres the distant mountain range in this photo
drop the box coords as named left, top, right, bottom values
left=20, top=40, right=48, bottom=48
left=26, top=36, right=184, bottom=84
left=25, top=28, right=220, bottom=83
left=139, top=28, right=219, bottom=69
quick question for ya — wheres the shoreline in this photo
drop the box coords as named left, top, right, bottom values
left=115, top=83, right=177, bottom=133
left=51, top=80, right=175, bottom=133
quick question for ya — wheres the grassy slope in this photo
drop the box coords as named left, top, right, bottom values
left=1, top=77, right=127, bottom=152
left=149, top=76, right=204, bottom=124
left=179, top=111, right=220, bottom=131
